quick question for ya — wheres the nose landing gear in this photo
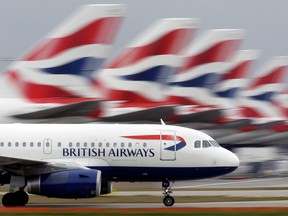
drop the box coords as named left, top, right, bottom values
left=162, top=179, right=175, bottom=206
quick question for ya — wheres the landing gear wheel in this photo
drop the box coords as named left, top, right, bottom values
left=2, top=193, right=14, bottom=207
left=163, top=195, right=175, bottom=206
left=162, top=179, right=175, bottom=207
left=14, top=191, right=29, bottom=206
left=2, top=191, right=29, bottom=207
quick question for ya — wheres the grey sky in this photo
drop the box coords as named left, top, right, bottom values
left=0, top=0, right=288, bottom=75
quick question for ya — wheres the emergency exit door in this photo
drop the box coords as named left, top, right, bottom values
left=43, top=138, right=52, bottom=154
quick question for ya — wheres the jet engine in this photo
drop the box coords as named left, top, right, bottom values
left=27, top=169, right=101, bottom=198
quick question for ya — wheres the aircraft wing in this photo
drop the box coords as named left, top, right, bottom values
left=0, top=155, right=89, bottom=176
left=11, top=100, right=101, bottom=120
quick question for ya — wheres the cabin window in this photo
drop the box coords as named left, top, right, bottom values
left=15, top=142, right=19, bottom=147
left=0, top=142, right=3, bottom=147
left=58, top=142, right=61, bottom=147
left=113, top=142, right=117, bottom=147
left=203, top=140, right=212, bottom=148
left=210, top=140, right=221, bottom=147
left=76, top=142, right=80, bottom=147
left=30, top=142, right=34, bottom=147
left=143, top=143, right=147, bottom=148
left=8, top=142, right=11, bottom=147
left=69, top=142, right=72, bottom=147
left=84, top=142, right=87, bottom=147
left=194, top=140, right=201, bottom=148
left=23, top=142, right=26, bottom=147
left=106, top=142, right=109, bottom=147
left=99, top=142, right=102, bottom=147
left=91, top=142, right=95, bottom=147
left=121, top=142, right=124, bottom=147
left=37, top=142, right=41, bottom=147
left=128, top=143, right=132, bottom=148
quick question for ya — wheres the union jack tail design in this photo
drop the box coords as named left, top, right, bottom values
left=96, top=18, right=198, bottom=104
left=5, top=4, right=125, bottom=104
left=167, top=29, right=244, bottom=107
left=239, top=56, right=288, bottom=118
left=212, top=50, right=259, bottom=123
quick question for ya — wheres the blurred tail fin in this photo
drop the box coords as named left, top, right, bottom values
left=5, top=4, right=125, bottom=103
left=96, top=18, right=198, bottom=103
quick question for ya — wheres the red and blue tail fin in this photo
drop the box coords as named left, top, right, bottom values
left=96, top=18, right=198, bottom=103
left=239, top=56, right=288, bottom=118
left=167, top=29, right=244, bottom=106
left=213, top=50, right=259, bottom=99
left=4, top=4, right=125, bottom=103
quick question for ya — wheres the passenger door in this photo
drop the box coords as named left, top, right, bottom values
left=160, top=130, right=176, bottom=161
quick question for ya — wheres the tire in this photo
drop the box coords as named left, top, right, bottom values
left=2, top=193, right=14, bottom=207
left=163, top=196, right=175, bottom=206
left=14, top=191, right=29, bottom=206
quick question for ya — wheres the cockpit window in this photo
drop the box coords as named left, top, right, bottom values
left=203, top=140, right=212, bottom=148
left=194, top=140, right=201, bottom=148
left=209, top=140, right=221, bottom=147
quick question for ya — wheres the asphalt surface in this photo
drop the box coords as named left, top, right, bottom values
left=3, top=177, right=288, bottom=208
left=26, top=201, right=288, bottom=208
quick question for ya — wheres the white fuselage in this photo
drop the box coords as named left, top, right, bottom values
left=0, top=123, right=239, bottom=181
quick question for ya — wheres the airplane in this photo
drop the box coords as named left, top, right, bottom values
left=92, top=18, right=198, bottom=122
left=165, top=29, right=244, bottom=126
left=0, top=122, right=239, bottom=207
left=0, top=4, right=125, bottom=123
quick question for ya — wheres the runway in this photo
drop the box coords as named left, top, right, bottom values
left=2, top=177, right=288, bottom=209
left=26, top=201, right=288, bottom=208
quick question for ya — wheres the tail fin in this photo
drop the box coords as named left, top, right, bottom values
left=274, top=88, right=288, bottom=119
left=239, top=56, right=288, bottom=118
left=167, top=29, right=244, bottom=106
left=212, top=50, right=259, bottom=123
left=5, top=4, right=125, bottom=103
left=96, top=18, right=198, bottom=103
left=213, top=50, right=259, bottom=99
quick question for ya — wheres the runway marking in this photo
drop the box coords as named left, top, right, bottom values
left=174, top=177, right=288, bottom=189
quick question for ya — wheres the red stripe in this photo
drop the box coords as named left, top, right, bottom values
left=167, top=96, right=217, bottom=109
left=167, top=95, right=203, bottom=106
left=106, top=29, right=195, bottom=69
left=116, top=101, right=172, bottom=109
left=7, top=70, right=94, bottom=104
left=249, top=66, right=287, bottom=89
left=239, top=106, right=264, bottom=118
left=122, top=135, right=185, bottom=142
left=23, top=17, right=123, bottom=61
left=106, top=89, right=157, bottom=103
left=221, top=60, right=253, bottom=80
left=180, top=40, right=241, bottom=73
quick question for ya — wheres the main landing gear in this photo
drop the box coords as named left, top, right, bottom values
left=2, top=190, right=29, bottom=207
left=2, top=175, right=29, bottom=207
left=162, top=179, right=175, bottom=207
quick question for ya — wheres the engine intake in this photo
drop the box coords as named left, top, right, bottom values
left=27, top=169, right=101, bottom=199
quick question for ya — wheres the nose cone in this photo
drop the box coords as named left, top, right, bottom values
left=226, top=151, right=240, bottom=168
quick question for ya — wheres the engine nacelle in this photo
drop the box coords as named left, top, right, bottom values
left=27, top=169, right=101, bottom=199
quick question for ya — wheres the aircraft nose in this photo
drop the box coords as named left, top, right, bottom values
left=226, top=151, right=240, bottom=167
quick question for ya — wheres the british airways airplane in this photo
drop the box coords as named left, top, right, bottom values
left=0, top=123, right=239, bottom=207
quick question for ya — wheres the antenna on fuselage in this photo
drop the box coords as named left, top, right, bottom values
left=160, top=119, right=166, bottom=125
